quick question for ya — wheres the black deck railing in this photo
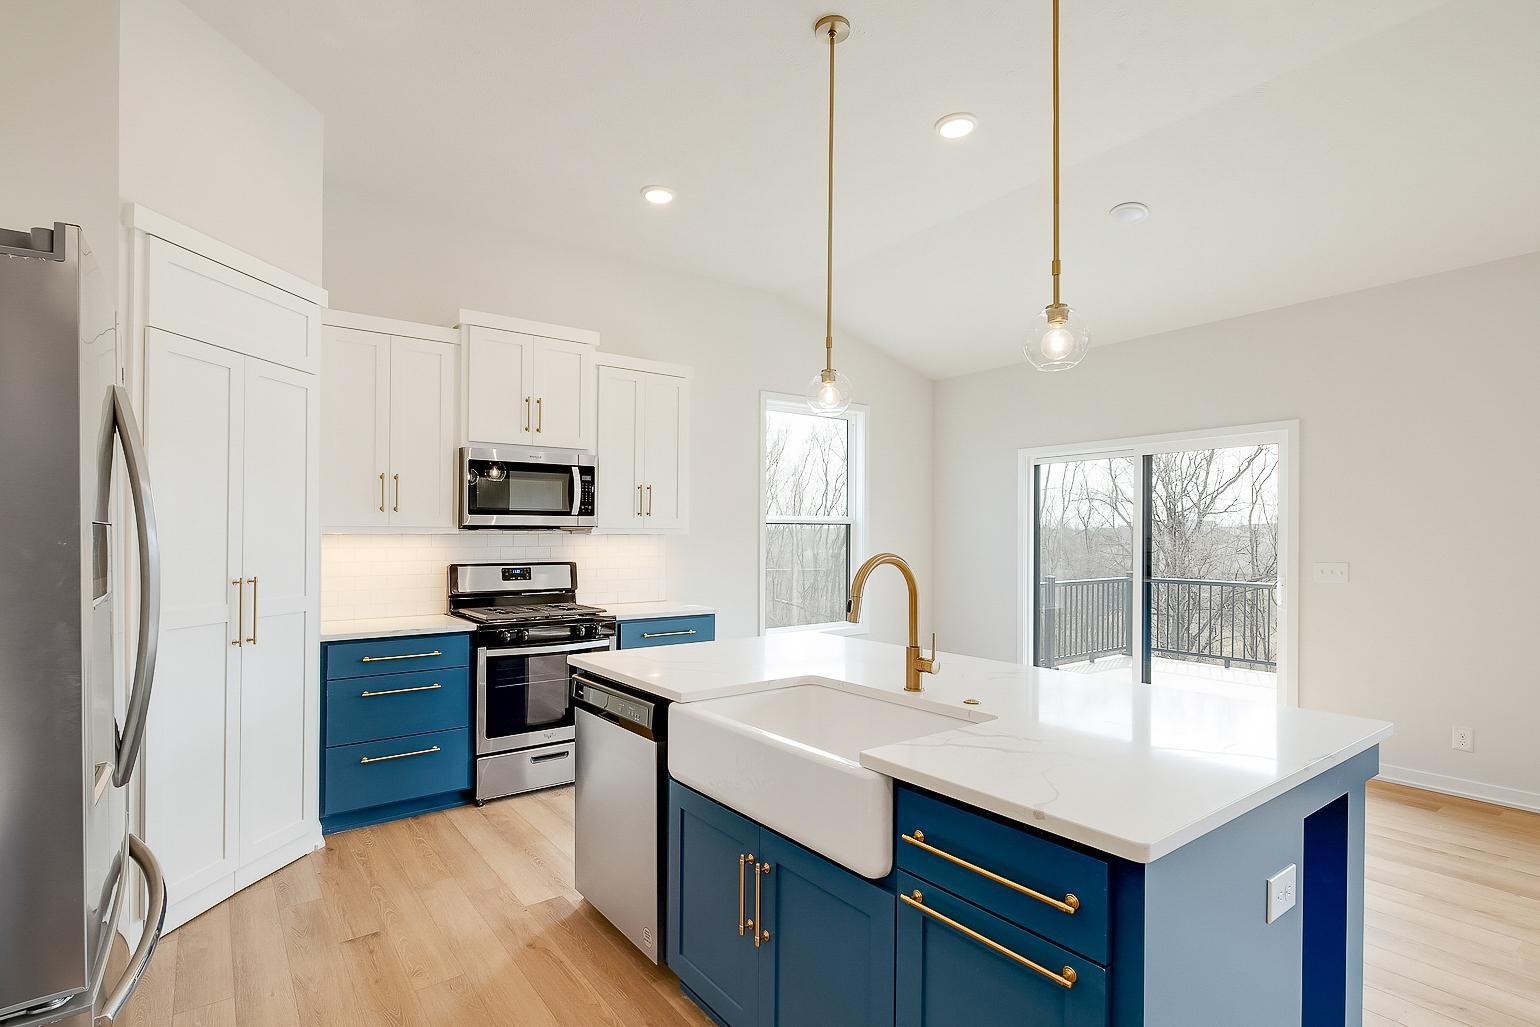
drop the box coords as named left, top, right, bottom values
left=1038, top=576, right=1277, bottom=670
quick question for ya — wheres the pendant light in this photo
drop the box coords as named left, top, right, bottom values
left=806, top=14, right=854, bottom=416
left=1024, top=0, right=1090, bottom=372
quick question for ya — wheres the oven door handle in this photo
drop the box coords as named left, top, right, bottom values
left=481, top=640, right=616, bottom=658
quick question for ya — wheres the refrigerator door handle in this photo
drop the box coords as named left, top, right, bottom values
left=99, top=385, right=160, bottom=788
left=95, top=835, right=167, bottom=1024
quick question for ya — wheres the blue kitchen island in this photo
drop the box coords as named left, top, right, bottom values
left=571, top=633, right=1391, bottom=1027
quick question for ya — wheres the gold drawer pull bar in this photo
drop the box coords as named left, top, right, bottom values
left=901, top=890, right=1076, bottom=989
left=641, top=629, right=697, bottom=639
left=360, top=745, right=440, bottom=765
left=901, top=830, right=1080, bottom=915
left=360, top=650, right=443, bottom=663
left=738, top=852, right=752, bottom=936
left=360, top=682, right=443, bottom=698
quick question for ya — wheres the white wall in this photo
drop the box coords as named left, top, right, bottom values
left=0, top=2, right=120, bottom=283
left=118, top=0, right=324, bottom=283
left=322, top=185, right=935, bottom=645
left=933, top=252, right=1540, bottom=806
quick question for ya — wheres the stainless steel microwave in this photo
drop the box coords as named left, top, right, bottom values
left=459, top=446, right=596, bottom=530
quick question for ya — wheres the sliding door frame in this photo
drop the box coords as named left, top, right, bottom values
left=1017, top=420, right=1300, bottom=706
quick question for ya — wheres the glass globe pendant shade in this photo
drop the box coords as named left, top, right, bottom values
left=806, top=367, right=854, bottom=417
left=1024, top=303, right=1089, bottom=372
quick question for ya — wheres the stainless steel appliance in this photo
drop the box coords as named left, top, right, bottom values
left=1, top=223, right=166, bottom=1026
left=448, top=562, right=615, bottom=802
left=571, top=674, right=668, bottom=964
left=458, top=446, right=596, bottom=530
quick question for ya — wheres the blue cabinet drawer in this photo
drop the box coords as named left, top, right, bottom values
left=323, top=727, right=470, bottom=816
left=896, top=871, right=1107, bottom=1027
left=325, top=666, right=470, bottom=747
left=897, top=786, right=1109, bottom=965
left=325, top=632, right=470, bottom=680
left=618, top=615, right=715, bottom=649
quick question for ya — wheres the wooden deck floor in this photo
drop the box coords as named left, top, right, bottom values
left=116, top=780, right=1540, bottom=1025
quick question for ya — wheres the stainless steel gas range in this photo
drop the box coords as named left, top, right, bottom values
left=447, top=562, right=615, bottom=803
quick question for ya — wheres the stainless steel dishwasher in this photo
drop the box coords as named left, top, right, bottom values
left=572, top=673, right=668, bottom=963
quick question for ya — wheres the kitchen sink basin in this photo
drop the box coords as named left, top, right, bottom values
left=667, top=682, right=976, bottom=877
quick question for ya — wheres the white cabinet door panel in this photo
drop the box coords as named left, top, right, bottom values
left=531, top=338, right=590, bottom=450
left=642, top=375, right=688, bottom=531
left=466, top=325, right=531, bottom=445
left=596, top=366, right=643, bottom=530
left=141, top=329, right=244, bottom=907
left=320, top=326, right=388, bottom=529
left=238, top=359, right=318, bottom=863
left=388, top=336, right=457, bottom=528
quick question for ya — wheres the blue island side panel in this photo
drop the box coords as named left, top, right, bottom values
left=1138, top=744, right=1378, bottom=1027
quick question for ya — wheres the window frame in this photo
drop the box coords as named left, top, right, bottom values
left=1017, top=420, right=1300, bottom=706
left=757, top=392, right=869, bottom=636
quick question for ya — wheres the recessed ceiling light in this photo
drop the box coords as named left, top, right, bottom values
left=1109, top=201, right=1149, bottom=224
left=934, top=113, right=977, bottom=140
left=641, top=185, right=674, bottom=205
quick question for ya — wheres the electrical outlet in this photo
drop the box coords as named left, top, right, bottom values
left=1313, top=562, right=1350, bottom=584
left=1452, top=726, right=1475, bottom=752
left=1266, top=864, right=1297, bottom=924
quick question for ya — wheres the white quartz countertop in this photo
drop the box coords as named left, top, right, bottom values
left=569, top=634, right=1392, bottom=862
left=320, top=614, right=475, bottom=642
left=600, top=601, right=716, bottom=621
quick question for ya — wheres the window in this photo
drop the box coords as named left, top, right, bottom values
left=760, top=395, right=866, bottom=632
left=1022, top=423, right=1296, bottom=704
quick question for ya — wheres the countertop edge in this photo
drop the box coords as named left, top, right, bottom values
left=320, top=616, right=476, bottom=643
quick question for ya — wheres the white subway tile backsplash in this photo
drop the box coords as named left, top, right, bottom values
left=320, top=532, right=667, bottom=621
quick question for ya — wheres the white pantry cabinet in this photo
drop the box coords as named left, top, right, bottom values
left=460, top=312, right=597, bottom=451
left=595, top=359, right=691, bottom=533
left=321, top=314, right=458, bottom=531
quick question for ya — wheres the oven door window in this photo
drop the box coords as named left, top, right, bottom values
left=467, top=460, right=574, bottom=517
left=483, top=650, right=576, bottom=741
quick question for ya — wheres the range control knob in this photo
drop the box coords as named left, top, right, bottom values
left=495, top=627, right=528, bottom=645
left=572, top=622, right=597, bottom=640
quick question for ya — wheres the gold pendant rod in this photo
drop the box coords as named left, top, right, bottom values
left=1050, top=0, right=1061, bottom=307
left=824, top=21, right=836, bottom=373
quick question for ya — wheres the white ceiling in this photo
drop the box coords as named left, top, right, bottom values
left=184, top=0, right=1540, bottom=379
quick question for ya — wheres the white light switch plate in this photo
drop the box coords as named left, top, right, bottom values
left=1313, top=562, right=1350, bottom=583
left=1267, top=864, right=1297, bottom=924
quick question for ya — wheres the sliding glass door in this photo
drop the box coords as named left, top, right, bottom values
left=1028, top=427, right=1290, bottom=703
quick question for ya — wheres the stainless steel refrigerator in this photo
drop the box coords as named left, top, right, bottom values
left=0, top=223, right=166, bottom=1026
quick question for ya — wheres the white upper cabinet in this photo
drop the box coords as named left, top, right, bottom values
left=595, top=359, right=690, bottom=534
left=460, top=313, right=597, bottom=452
left=321, top=315, right=459, bottom=531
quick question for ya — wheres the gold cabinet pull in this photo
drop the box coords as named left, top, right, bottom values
left=360, top=649, right=442, bottom=663
left=360, top=682, right=442, bottom=698
left=738, top=853, right=751, bottom=936
left=245, top=576, right=258, bottom=644
left=231, top=578, right=244, bottom=647
left=359, top=744, right=440, bottom=765
left=641, top=628, right=696, bottom=640
left=901, top=890, right=1076, bottom=989
left=379, top=472, right=386, bottom=512
left=393, top=473, right=401, bottom=512
left=901, top=830, right=1080, bottom=915
left=524, top=397, right=532, bottom=432
left=646, top=484, right=653, bottom=516
left=536, top=397, right=543, bottom=433
left=755, top=862, right=771, bottom=947
left=636, top=484, right=644, bottom=517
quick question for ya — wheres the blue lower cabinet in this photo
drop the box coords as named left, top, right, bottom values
left=757, top=831, right=894, bottom=1027
left=324, top=727, right=471, bottom=818
left=896, top=871, right=1107, bottom=1027
left=618, top=614, right=715, bottom=649
left=669, top=781, right=894, bottom=1027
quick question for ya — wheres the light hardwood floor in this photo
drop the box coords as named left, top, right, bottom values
left=116, top=781, right=1540, bottom=1026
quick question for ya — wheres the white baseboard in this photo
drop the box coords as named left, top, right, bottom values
left=1378, top=763, right=1540, bottom=813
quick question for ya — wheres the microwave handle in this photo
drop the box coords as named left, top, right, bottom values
left=571, top=465, right=583, bottom=516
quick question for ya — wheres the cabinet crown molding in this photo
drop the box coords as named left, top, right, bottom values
left=456, top=308, right=600, bottom=348
left=324, top=308, right=458, bottom=344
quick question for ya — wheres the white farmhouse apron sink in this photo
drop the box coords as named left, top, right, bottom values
left=667, top=683, right=975, bottom=878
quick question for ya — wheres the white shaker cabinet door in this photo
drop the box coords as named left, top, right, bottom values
left=641, top=374, right=688, bottom=532
left=531, top=337, right=593, bottom=450
left=387, top=336, right=457, bottom=528
left=141, top=329, right=245, bottom=921
left=320, top=325, right=389, bottom=529
left=595, top=366, right=643, bottom=530
left=236, top=357, right=319, bottom=872
left=466, top=325, right=532, bottom=445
